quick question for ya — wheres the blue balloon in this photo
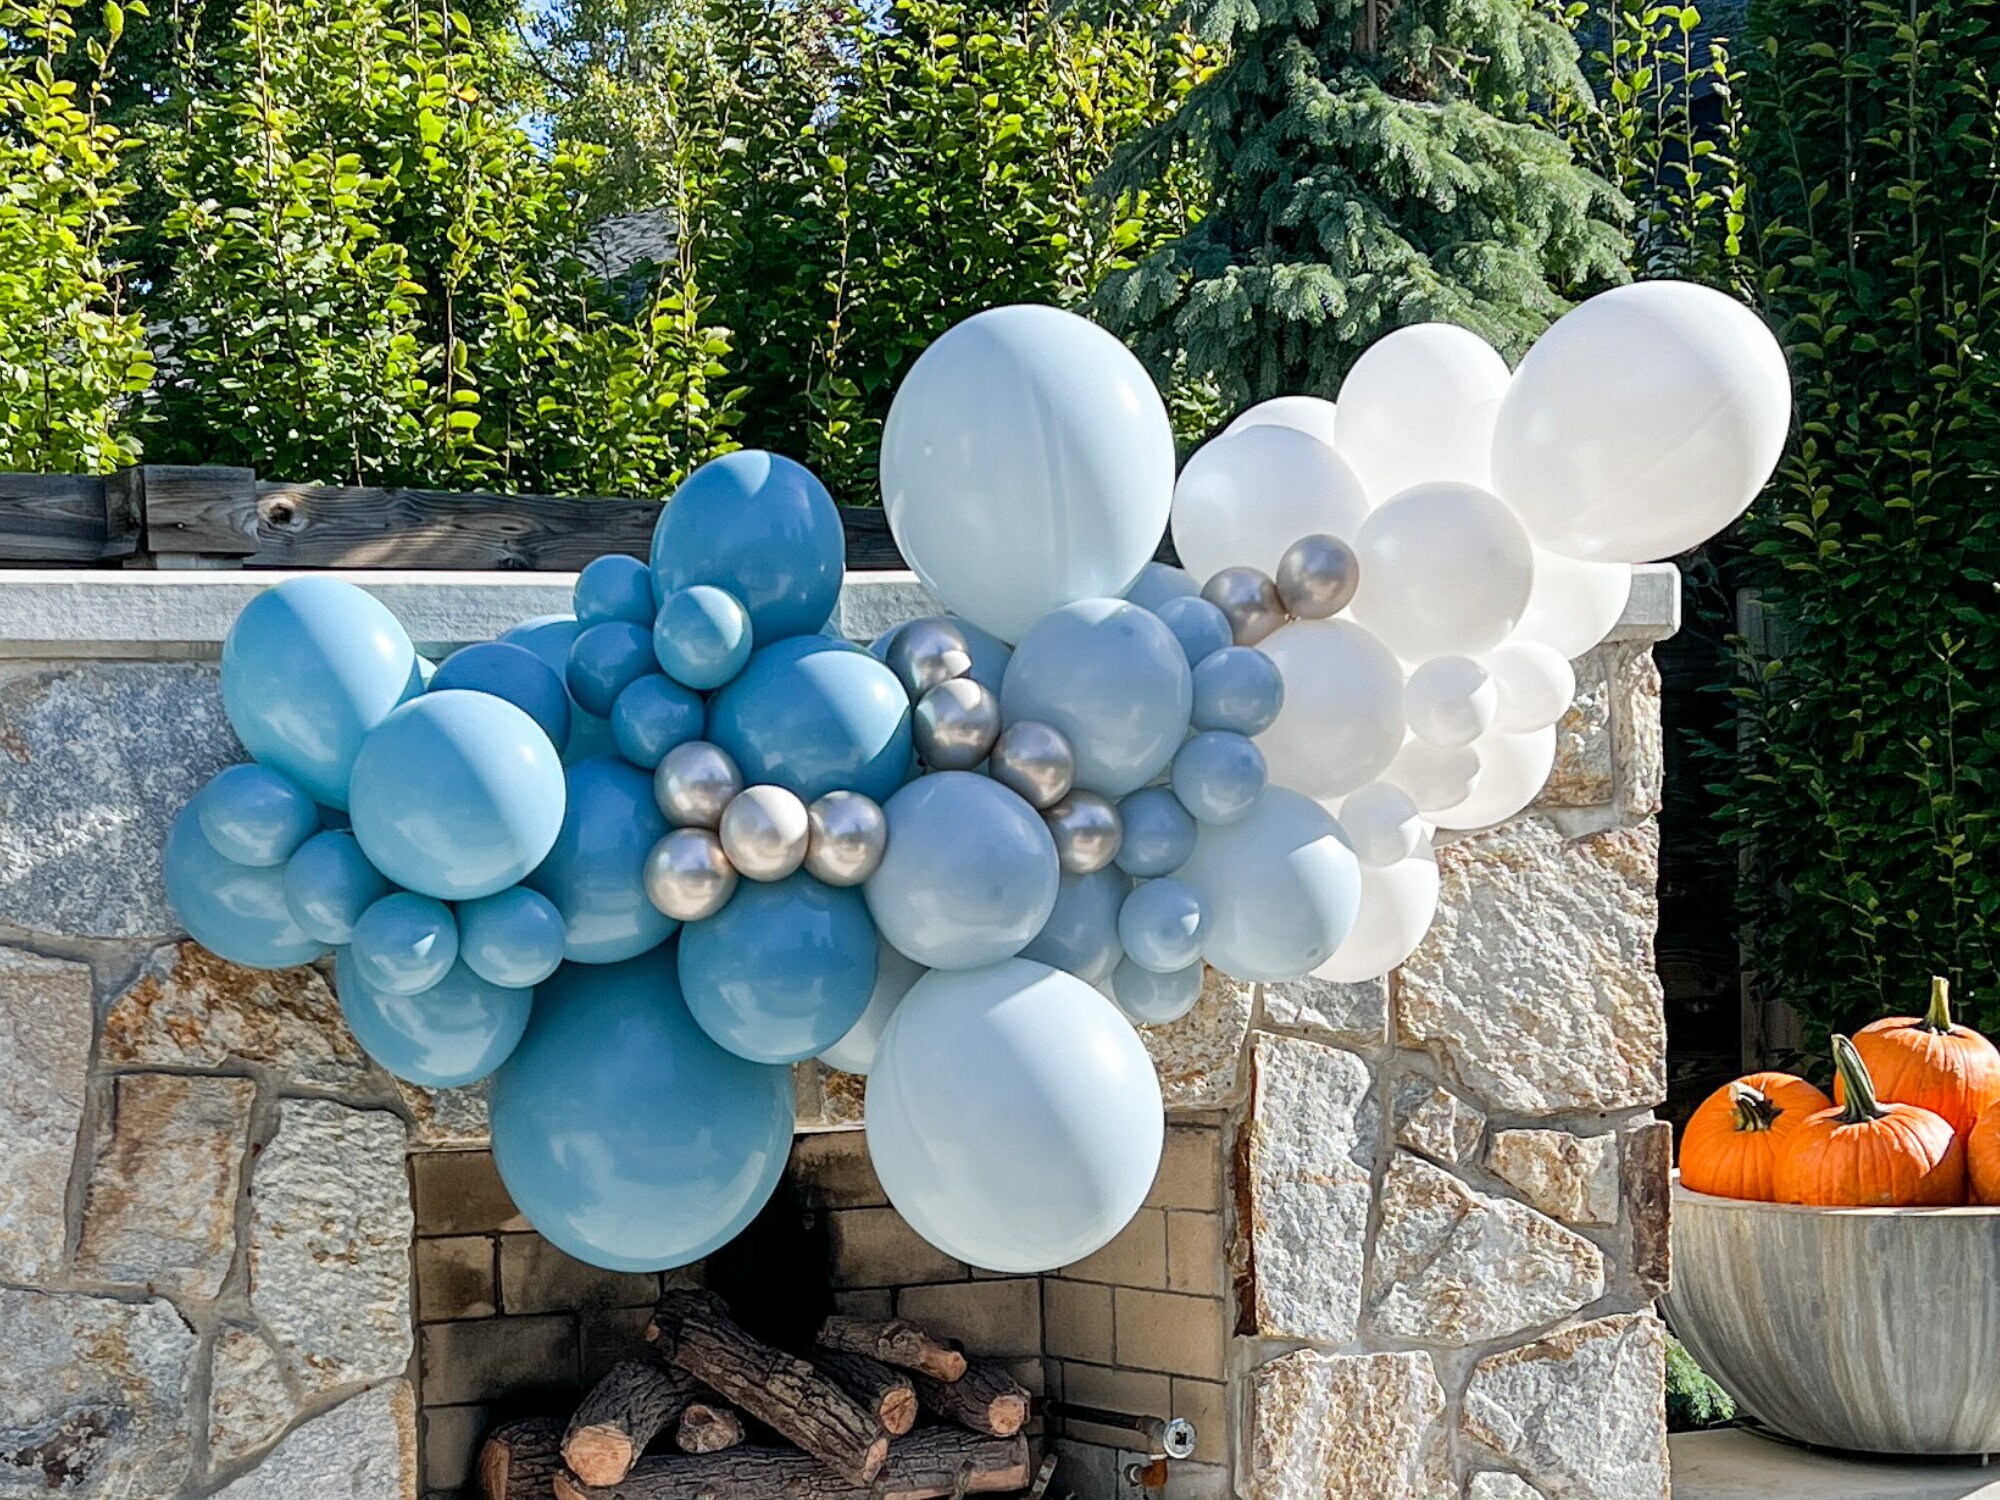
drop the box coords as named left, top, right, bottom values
left=1111, top=956, right=1205, bottom=1025
left=1172, top=731, right=1268, bottom=826
left=348, top=691, right=568, bottom=901
left=490, top=948, right=794, bottom=1271
left=221, top=578, right=419, bottom=808
left=164, top=804, right=327, bottom=969
left=1123, top=562, right=1201, bottom=614
left=335, top=950, right=532, bottom=1088
left=457, top=886, right=568, bottom=988
left=871, top=615, right=1013, bottom=696
left=865, top=772, right=1060, bottom=969
left=707, top=636, right=913, bottom=804
left=655, top=585, right=754, bottom=692
left=283, top=830, right=391, bottom=945
left=1118, top=878, right=1206, bottom=973
left=526, top=756, right=677, bottom=963
left=1177, top=787, right=1361, bottom=982
left=1191, top=646, right=1285, bottom=735
left=1115, top=787, right=1198, bottom=878
left=567, top=622, right=657, bottom=720
left=611, top=674, right=706, bottom=770
left=501, top=614, right=621, bottom=764
left=1001, top=599, right=1193, bottom=798
left=1020, top=867, right=1130, bottom=986
left=651, top=451, right=845, bottom=642
left=679, top=872, right=877, bottom=1064
left=196, top=763, right=319, bottom=867
left=432, top=641, right=572, bottom=753
left=350, top=892, right=458, bottom=995
left=574, top=554, right=658, bottom=628
left=1154, top=596, right=1234, bottom=668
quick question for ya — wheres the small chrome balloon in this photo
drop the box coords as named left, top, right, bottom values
left=912, top=678, right=1001, bottom=771
left=1275, top=533, right=1361, bottom=619
left=643, top=827, right=738, bottom=921
left=987, top=720, right=1076, bottom=810
left=804, top=790, right=889, bottom=886
left=718, top=784, right=811, bottom=882
left=1201, top=566, right=1287, bottom=646
left=654, top=741, right=745, bottom=830
left=1045, top=790, right=1123, bottom=875
left=885, top=617, right=974, bottom=699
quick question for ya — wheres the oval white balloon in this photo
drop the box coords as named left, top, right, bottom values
left=1404, top=655, right=1498, bottom=748
left=882, top=306, right=1175, bottom=644
left=1256, top=619, right=1406, bottom=799
left=1381, top=734, right=1481, bottom=814
left=1512, top=546, right=1631, bottom=659
left=1430, top=724, right=1558, bottom=831
left=1313, top=837, right=1441, bottom=983
left=1171, top=425, right=1369, bottom=584
left=1483, top=641, right=1576, bottom=734
left=817, top=938, right=926, bottom=1076
left=1350, top=482, right=1535, bottom=661
left=1334, top=323, right=1510, bottom=502
left=1335, top=781, right=1425, bottom=867
left=1492, top=281, right=1791, bottom=562
left=1224, top=394, right=1340, bottom=449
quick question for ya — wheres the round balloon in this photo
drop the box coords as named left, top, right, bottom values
left=1224, top=394, right=1340, bottom=449
left=1431, top=724, right=1557, bottom=831
left=1122, top=562, right=1201, bottom=614
left=1404, top=656, right=1498, bottom=749
left=708, top=636, right=914, bottom=805
left=1381, top=735, right=1481, bottom=814
left=165, top=804, right=327, bottom=969
left=1176, top=787, right=1362, bottom=982
left=654, top=585, right=754, bottom=691
left=652, top=451, right=844, bottom=641
left=574, top=554, right=658, bottom=629
left=1154, top=596, right=1234, bottom=667
left=871, top=616, right=1013, bottom=697
left=1111, top=957, right=1205, bottom=1026
left=431, top=641, right=573, bottom=754
left=1190, top=646, right=1285, bottom=736
left=1118, top=878, right=1204, bottom=973
left=1483, top=640, right=1577, bottom=733
left=1170, top=424, right=1369, bottom=583
left=457, top=886, right=568, bottom=988
left=1512, top=547, right=1631, bottom=659
left=1312, top=838, right=1442, bottom=983
left=1171, top=731, right=1267, bottom=826
left=1350, top=482, right=1535, bottom=661
left=283, top=829, right=391, bottom=946
left=500, top=614, right=619, bottom=765
left=1336, top=782, right=1425, bottom=868
left=526, top=756, right=678, bottom=963
left=566, top=622, right=658, bottom=720
left=490, top=949, right=794, bottom=1271
left=196, top=763, right=319, bottom=867
left=866, top=959, right=1164, bottom=1272
left=1115, top=786, right=1198, bottom=879
left=1333, top=323, right=1509, bottom=500
left=818, top=939, right=926, bottom=1076
left=349, top=892, right=458, bottom=996
left=335, top=950, right=532, bottom=1087
left=610, top=674, right=706, bottom=770
left=1020, top=867, right=1130, bottom=987
left=1256, top=620, right=1405, bottom=800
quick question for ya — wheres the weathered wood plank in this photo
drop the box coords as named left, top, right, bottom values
left=133, top=466, right=260, bottom=555
left=0, top=473, right=138, bottom=561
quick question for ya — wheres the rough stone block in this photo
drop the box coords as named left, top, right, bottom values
left=206, top=1324, right=296, bottom=1470
left=796, top=1060, right=867, bottom=1129
left=1114, top=1287, right=1225, bottom=1380
left=1487, top=1129, right=1622, bottom=1227
left=1147, top=1124, right=1223, bottom=1211
left=1469, top=1475, right=1544, bottom=1499
left=499, top=1232, right=660, bottom=1313
left=1610, top=643, right=1664, bottom=821
left=0, top=948, right=91, bottom=1283
left=1247, top=1348, right=1447, bottom=1500
left=1623, top=1119, right=1673, bottom=1298
left=1043, top=1279, right=1114, bottom=1364
left=1165, top=1211, right=1224, bottom=1297
left=1062, top=1207, right=1167, bottom=1288
left=826, top=1206, right=968, bottom=1288
left=896, top=1278, right=1041, bottom=1358
left=1141, top=967, right=1254, bottom=1108
left=209, top=1379, right=416, bottom=1500
left=1390, top=1073, right=1485, bottom=1165
left=411, top=1149, right=527, bottom=1235
left=399, top=1079, right=490, bottom=1150
left=420, top=1314, right=578, bottom=1406
left=1541, top=649, right=1612, bottom=808
left=416, top=1236, right=496, bottom=1322
left=1260, top=973, right=1388, bottom=1048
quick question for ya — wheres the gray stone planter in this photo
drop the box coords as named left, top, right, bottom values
left=1664, top=1179, right=2000, bottom=1456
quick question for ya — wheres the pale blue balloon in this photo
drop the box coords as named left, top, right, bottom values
left=1000, top=599, right=1192, bottom=797
left=654, top=585, right=753, bottom=691
left=1154, top=596, right=1233, bottom=667
left=196, top=763, right=319, bottom=867
left=679, top=872, right=878, bottom=1064
left=164, top=804, right=327, bottom=969
left=457, top=886, right=567, bottom=988
left=348, top=691, right=568, bottom=901
left=490, top=948, right=794, bottom=1271
left=526, top=756, right=677, bottom=963
left=865, top=772, right=1059, bottom=969
left=1111, top=956, right=1204, bottom=1025
left=432, top=641, right=572, bottom=753
left=567, top=622, right=657, bottom=719
left=350, top=892, right=458, bottom=995
left=1124, top=562, right=1200, bottom=614
left=1020, top=867, right=1130, bottom=987
left=1191, top=646, right=1285, bottom=735
left=870, top=615, right=1013, bottom=695
left=283, top=830, right=390, bottom=945
left=1118, top=878, right=1205, bottom=973
left=221, top=578, right=419, bottom=808
left=1176, top=787, right=1361, bottom=982
left=651, top=451, right=844, bottom=642
left=335, top=950, right=532, bottom=1088
left=500, top=614, right=621, bottom=765
left=1115, top=787, right=1198, bottom=878
left=610, top=674, right=705, bottom=770
left=574, top=554, right=657, bottom=628
left=818, top=938, right=926, bottom=1076
left=1172, top=731, right=1268, bottom=826
left=707, top=636, right=913, bottom=805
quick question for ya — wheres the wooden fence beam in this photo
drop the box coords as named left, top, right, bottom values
left=0, top=473, right=139, bottom=561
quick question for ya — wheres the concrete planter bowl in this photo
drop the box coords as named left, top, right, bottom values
left=1664, top=1178, right=2000, bottom=1455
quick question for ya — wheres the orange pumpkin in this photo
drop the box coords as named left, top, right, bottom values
left=1838, top=975, right=2000, bottom=1136
left=1777, top=1035, right=1965, bottom=1207
left=1969, top=1100, right=2000, bottom=1206
left=1679, top=1071, right=1833, bottom=1201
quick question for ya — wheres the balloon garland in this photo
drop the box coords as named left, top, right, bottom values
left=163, top=282, right=1790, bottom=1275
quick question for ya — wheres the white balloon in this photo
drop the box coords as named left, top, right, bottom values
left=1334, top=323, right=1510, bottom=501
left=1381, top=735, right=1481, bottom=814
left=1483, top=641, right=1577, bottom=733
left=1313, top=837, right=1441, bottom=982
left=1256, top=619, right=1406, bottom=799
left=1350, top=482, right=1535, bottom=661
left=1512, top=546, right=1631, bottom=659
left=1336, top=782, right=1425, bottom=867
left=866, top=959, right=1163, bottom=1272
left=817, top=939, right=926, bottom=1076
left=1404, top=656, right=1497, bottom=748
left=1431, top=724, right=1558, bottom=831
left=1224, top=394, right=1340, bottom=449
left=1493, top=281, right=1791, bottom=562
left=882, top=306, right=1175, bottom=643
left=1171, top=425, right=1369, bottom=583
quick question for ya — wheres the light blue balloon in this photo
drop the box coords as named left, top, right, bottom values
left=1000, top=599, right=1193, bottom=798
left=501, top=614, right=621, bottom=765
left=432, top=641, right=572, bottom=754
left=1124, top=562, right=1200, bottom=614
left=707, top=636, right=913, bottom=805
left=196, top=763, right=319, bottom=867
left=1172, top=731, right=1268, bottom=826
left=350, top=892, right=458, bottom=995
left=1020, top=867, right=1130, bottom=987
left=1176, top=787, right=1361, bottom=982
left=652, top=451, right=845, bottom=642
left=490, top=948, right=794, bottom=1271
left=164, top=804, right=327, bottom=969
left=566, top=622, right=657, bottom=720
left=818, top=938, right=926, bottom=1076
left=335, top=949, right=532, bottom=1088
left=1154, top=596, right=1234, bottom=668
left=526, top=756, right=677, bottom=963
left=610, top=674, right=706, bottom=770
left=457, top=886, right=567, bottom=988
left=655, top=585, right=753, bottom=691
left=1118, top=878, right=1205, bottom=973
left=865, top=771, right=1060, bottom=969
left=221, top=577, right=419, bottom=808
left=1115, top=787, right=1198, bottom=878
left=348, top=691, right=568, bottom=901
left=870, top=615, right=1013, bottom=696
left=1191, top=646, right=1285, bottom=735
left=574, top=554, right=657, bottom=628
left=1111, top=956, right=1204, bottom=1025
left=283, top=830, right=390, bottom=945
left=679, top=872, right=877, bottom=1064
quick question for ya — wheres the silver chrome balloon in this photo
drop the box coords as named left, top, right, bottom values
left=1201, top=566, right=1287, bottom=645
left=1045, top=789, right=1123, bottom=875
left=718, top=783, right=811, bottom=882
left=643, top=827, right=739, bottom=921
left=987, top=719, right=1076, bottom=810
left=654, top=741, right=745, bottom=829
left=885, top=616, right=974, bottom=699
left=1275, top=532, right=1361, bottom=619
left=912, top=677, right=1001, bottom=771
left=804, top=790, right=889, bottom=886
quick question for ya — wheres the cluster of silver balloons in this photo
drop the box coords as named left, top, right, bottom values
left=1201, top=531, right=1361, bottom=647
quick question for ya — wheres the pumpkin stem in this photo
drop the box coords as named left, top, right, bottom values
left=1728, top=1081, right=1781, bottom=1133
left=1832, top=1035, right=1887, bottom=1124
left=1921, top=975, right=1955, bottom=1034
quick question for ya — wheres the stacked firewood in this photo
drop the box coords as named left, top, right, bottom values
left=478, top=1292, right=1036, bottom=1500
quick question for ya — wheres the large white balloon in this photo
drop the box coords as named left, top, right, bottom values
left=1404, top=656, right=1497, bottom=748
left=817, top=939, right=926, bottom=1076
left=1430, top=724, right=1558, bottom=831
left=881, top=306, right=1175, bottom=643
left=1512, top=546, right=1631, bottom=659
left=1313, top=837, right=1441, bottom=983
left=1492, top=281, right=1791, bottom=562
left=1224, top=394, right=1340, bottom=449
left=1483, top=641, right=1576, bottom=733
left=1177, top=788, right=1362, bottom=982
left=1256, top=619, right=1406, bottom=799
left=1381, top=735, right=1480, bottom=814
left=1171, top=425, right=1369, bottom=583
left=1334, top=323, right=1510, bottom=501
left=1336, top=782, right=1425, bottom=867
left=1350, top=482, right=1535, bottom=661
left=865, top=959, right=1163, bottom=1272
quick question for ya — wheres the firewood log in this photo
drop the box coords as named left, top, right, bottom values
left=550, top=1429, right=1031, bottom=1500
left=478, top=1417, right=564, bottom=1500
left=562, top=1358, right=700, bottom=1487
left=674, top=1402, right=744, bottom=1454
left=814, top=1315, right=967, bottom=1381
left=909, top=1357, right=1030, bottom=1437
left=810, top=1349, right=919, bottom=1436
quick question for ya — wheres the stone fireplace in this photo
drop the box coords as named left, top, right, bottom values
left=0, top=566, right=1678, bottom=1500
